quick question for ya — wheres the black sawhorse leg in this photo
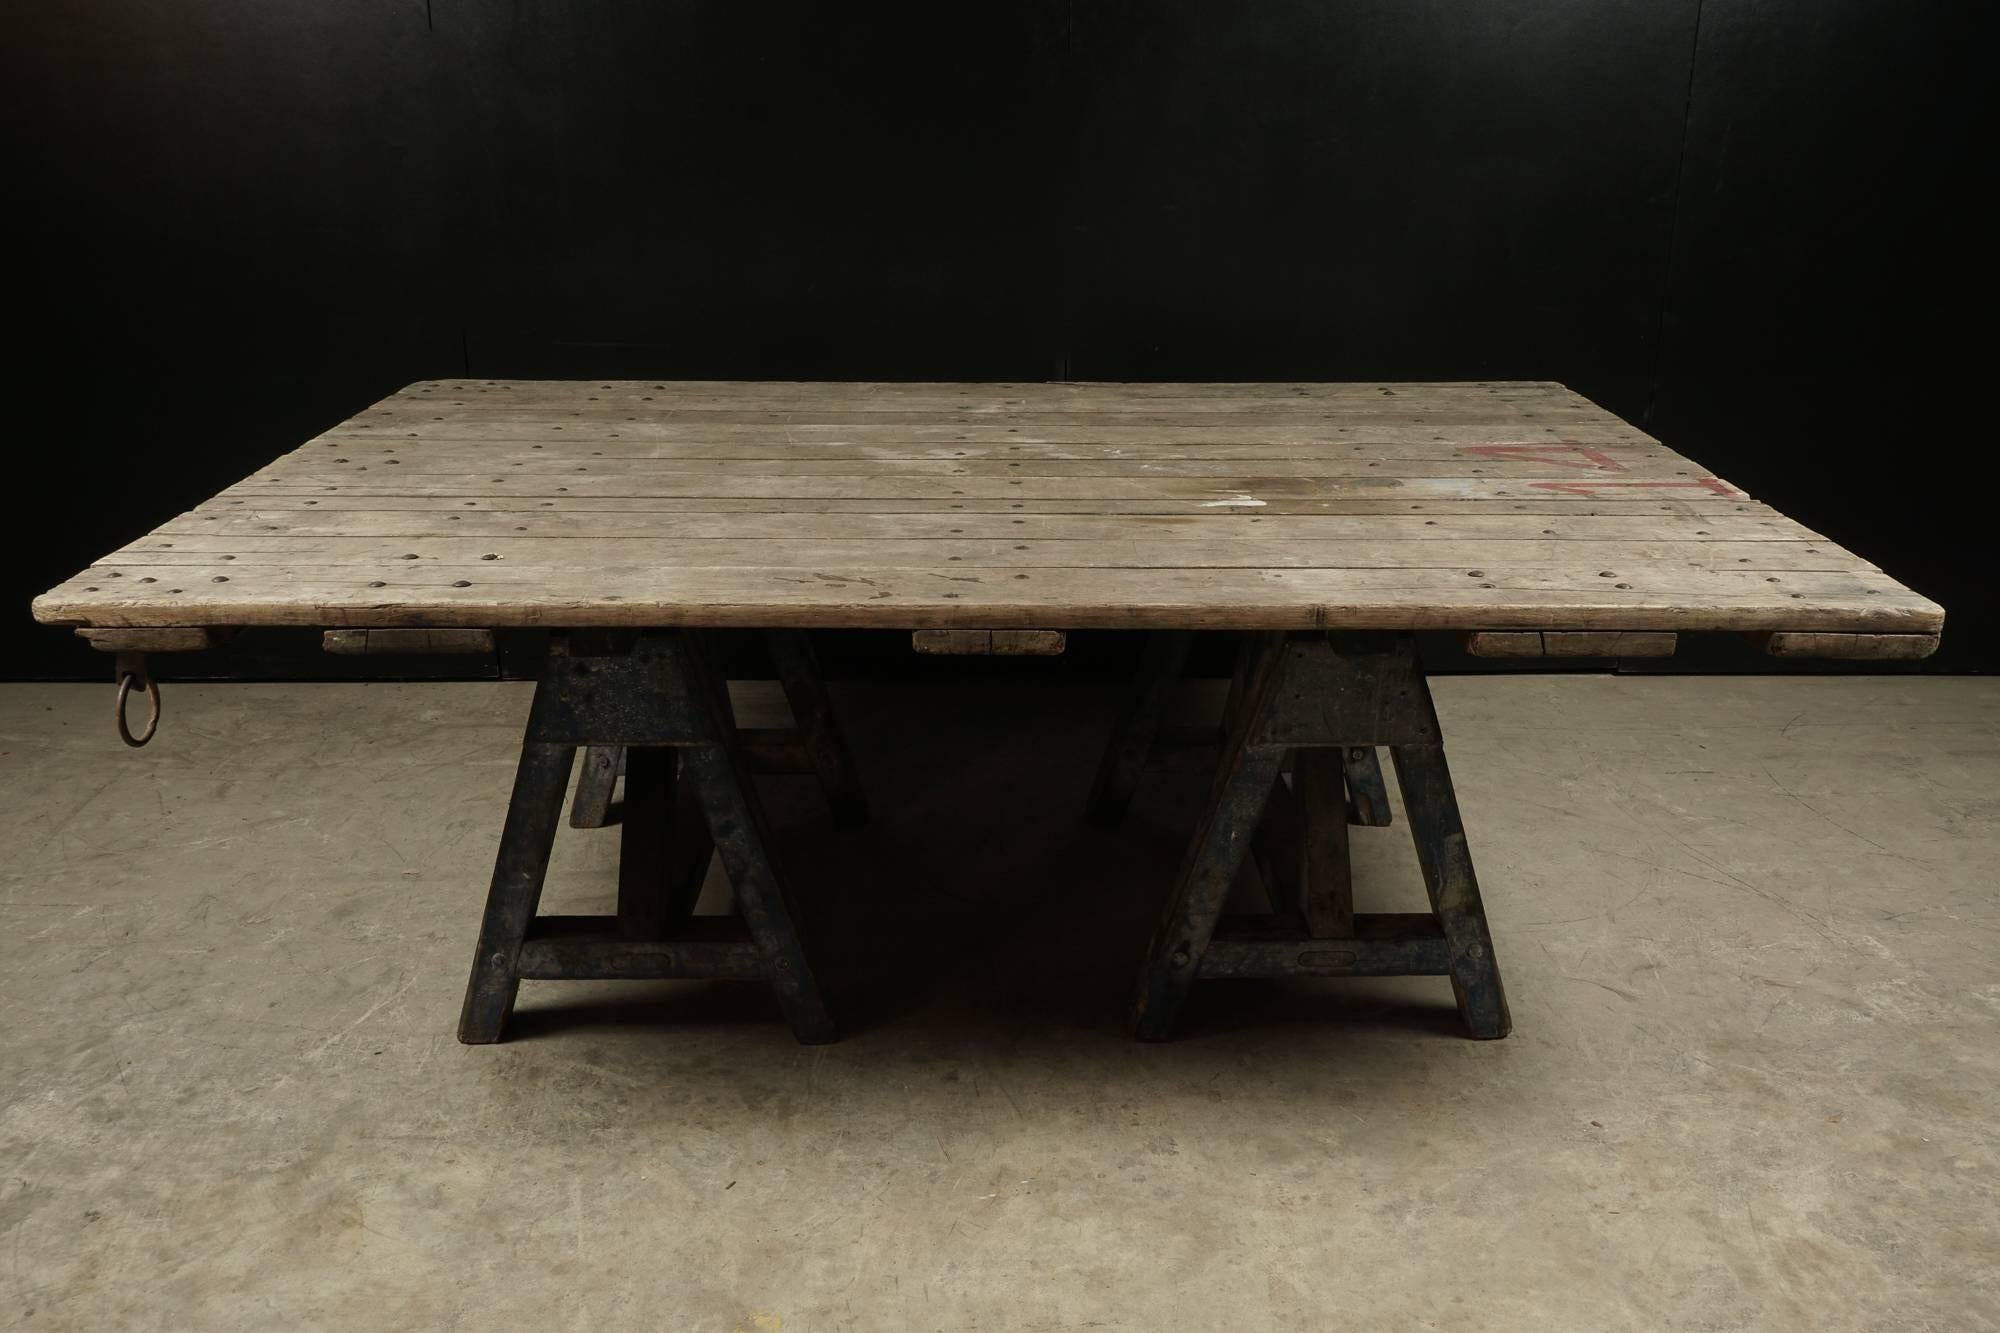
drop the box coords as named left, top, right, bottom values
left=459, top=630, right=835, bottom=1045
left=570, top=629, right=867, bottom=831
left=1131, top=631, right=1510, bottom=1042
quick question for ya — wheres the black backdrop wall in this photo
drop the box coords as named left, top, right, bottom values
left=8, top=0, right=1991, bottom=678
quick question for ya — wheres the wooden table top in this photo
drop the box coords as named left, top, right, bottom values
left=33, top=380, right=1942, bottom=642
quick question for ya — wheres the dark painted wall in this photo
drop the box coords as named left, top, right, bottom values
left=8, top=1, right=1989, bottom=678
left=1652, top=0, right=1993, bottom=673
left=7, top=1, right=458, bottom=681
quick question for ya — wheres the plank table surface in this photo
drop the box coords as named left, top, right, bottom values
left=33, top=380, right=1942, bottom=642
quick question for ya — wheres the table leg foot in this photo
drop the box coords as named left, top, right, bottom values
left=679, top=634, right=836, bottom=1043
left=459, top=739, right=576, bottom=1044
left=1391, top=744, right=1512, bottom=1039
left=1133, top=637, right=1287, bottom=1040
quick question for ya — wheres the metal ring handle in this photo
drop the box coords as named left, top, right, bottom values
left=115, top=669, right=160, bottom=747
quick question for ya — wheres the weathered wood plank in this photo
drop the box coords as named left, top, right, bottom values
left=321, top=628, right=496, bottom=655
left=1543, top=630, right=1678, bottom=656
left=167, top=493, right=1792, bottom=516
left=50, top=563, right=1916, bottom=601
left=1462, top=631, right=1546, bottom=657
left=992, top=629, right=1066, bottom=656
left=267, top=454, right=1708, bottom=479
left=1752, top=631, right=1941, bottom=660
left=324, top=420, right=1659, bottom=448
left=229, top=473, right=1745, bottom=503
left=380, top=378, right=1577, bottom=406
left=304, top=437, right=1671, bottom=461
left=107, top=537, right=1871, bottom=574
left=1465, top=629, right=1679, bottom=657
left=911, top=628, right=1067, bottom=655
left=75, top=627, right=232, bottom=652
left=36, top=563, right=1940, bottom=632
left=159, top=510, right=1831, bottom=544
left=911, top=629, right=991, bottom=655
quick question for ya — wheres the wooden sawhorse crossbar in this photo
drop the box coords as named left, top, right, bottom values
left=1094, top=630, right=1511, bottom=1042
left=458, top=629, right=865, bottom=1046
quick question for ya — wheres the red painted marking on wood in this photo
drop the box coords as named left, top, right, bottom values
left=1461, top=443, right=1624, bottom=471
left=1528, top=477, right=1741, bottom=499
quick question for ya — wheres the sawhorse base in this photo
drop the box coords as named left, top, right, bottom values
left=1111, top=632, right=1511, bottom=1041
left=458, top=630, right=847, bottom=1046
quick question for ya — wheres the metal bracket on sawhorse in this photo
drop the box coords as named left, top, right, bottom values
left=1125, top=631, right=1511, bottom=1042
left=568, top=629, right=868, bottom=832
left=458, top=630, right=841, bottom=1046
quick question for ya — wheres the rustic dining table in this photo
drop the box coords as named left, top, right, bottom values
left=32, top=380, right=1943, bottom=1045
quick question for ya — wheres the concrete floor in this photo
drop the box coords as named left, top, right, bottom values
left=1, top=672, right=1996, bottom=1331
